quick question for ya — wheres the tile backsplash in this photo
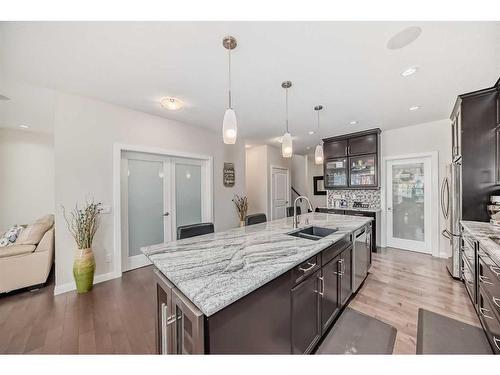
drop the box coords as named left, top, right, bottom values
left=327, top=189, right=381, bottom=209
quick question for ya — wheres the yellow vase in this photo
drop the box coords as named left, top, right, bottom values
left=73, top=248, right=95, bottom=293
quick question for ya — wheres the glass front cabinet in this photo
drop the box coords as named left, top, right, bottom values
left=349, top=154, right=377, bottom=188
left=324, top=158, right=348, bottom=188
left=322, top=128, right=381, bottom=190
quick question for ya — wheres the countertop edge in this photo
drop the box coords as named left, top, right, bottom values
left=460, top=221, right=500, bottom=267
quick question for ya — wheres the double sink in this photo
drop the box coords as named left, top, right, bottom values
left=288, top=226, right=337, bottom=241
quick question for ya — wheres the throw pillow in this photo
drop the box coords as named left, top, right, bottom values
left=0, top=225, right=24, bottom=247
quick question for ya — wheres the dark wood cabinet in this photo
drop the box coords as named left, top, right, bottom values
left=291, top=270, right=321, bottom=354
left=348, top=133, right=378, bottom=156
left=339, top=246, right=352, bottom=306
left=323, top=139, right=348, bottom=158
left=320, top=257, right=340, bottom=333
left=322, top=128, right=381, bottom=189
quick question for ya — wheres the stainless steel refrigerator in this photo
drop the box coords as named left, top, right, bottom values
left=441, top=160, right=462, bottom=279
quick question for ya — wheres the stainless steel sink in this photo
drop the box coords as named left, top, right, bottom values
left=288, top=226, right=337, bottom=241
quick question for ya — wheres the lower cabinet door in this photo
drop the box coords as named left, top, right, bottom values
left=321, top=257, right=340, bottom=333
left=291, top=270, right=321, bottom=354
left=340, top=246, right=353, bottom=306
left=155, top=270, right=174, bottom=354
left=172, top=288, right=205, bottom=354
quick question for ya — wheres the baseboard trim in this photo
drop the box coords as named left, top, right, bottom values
left=53, top=271, right=120, bottom=296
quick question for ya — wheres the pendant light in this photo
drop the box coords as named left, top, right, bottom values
left=281, top=81, right=293, bottom=158
left=222, top=36, right=238, bottom=144
left=314, top=105, right=324, bottom=164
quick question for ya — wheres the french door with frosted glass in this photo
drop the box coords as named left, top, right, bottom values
left=386, top=156, right=432, bottom=254
left=121, top=152, right=209, bottom=271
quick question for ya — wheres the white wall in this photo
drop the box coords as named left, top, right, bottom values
left=0, top=128, right=54, bottom=230
left=53, top=92, right=246, bottom=293
left=245, top=145, right=268, bottom=215
left=380, top=119, right=452, bottom=257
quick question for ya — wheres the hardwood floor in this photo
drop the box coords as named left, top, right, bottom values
left=349, top=247, right=480, bottom=354
left=0, top=248, right=479, bottom=354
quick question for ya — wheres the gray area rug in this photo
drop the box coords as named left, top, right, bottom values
left=315, top=308, right=397, bottom=354
left=416, top=309, right=492, bottom=354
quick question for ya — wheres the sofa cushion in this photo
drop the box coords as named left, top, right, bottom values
left=16, top=220, right=53, bottom=246
left=0, top=225, right=24, bottom=247
left=35, top=214, right=54, bottom=226
left=0, top=244, right=36, bottom=258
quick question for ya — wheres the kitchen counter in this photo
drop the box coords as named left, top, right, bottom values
left=461, top=220, right=500, bottom=265
left=142, top=213, right=371, bottom=316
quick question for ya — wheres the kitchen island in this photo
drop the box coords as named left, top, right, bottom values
left=142, top=212, right=372, bottom=354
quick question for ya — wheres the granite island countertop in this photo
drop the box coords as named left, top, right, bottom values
left=461, top=220, right=500, bottom=266
left=142, top=213, right=371, bottom=316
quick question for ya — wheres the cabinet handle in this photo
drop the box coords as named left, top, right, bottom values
left=479, top=275, right=493, bottom=285
left=491, top=266, right=500, bottom=277
left=161, top=303, right=169, bottom=354
left=494, top=337, right=500, bottom=351
left=493, top=297, right=500, bottom=308
left=298, top=262, right=316, bottom=273
left=315, top=276, right=325, bottom=296
left=480, top=307, right=494, bottom=320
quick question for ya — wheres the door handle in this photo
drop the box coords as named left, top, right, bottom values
left=163, top=212, right=170, bottom=216
left=387, top=207, right=392, bottom=211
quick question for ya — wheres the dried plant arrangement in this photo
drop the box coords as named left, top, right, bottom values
left=62, top=200, right=103, bottom=249
left=232, top=194, right=248, bottom=225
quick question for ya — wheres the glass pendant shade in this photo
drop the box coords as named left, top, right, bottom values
left=315, top=144, right=324, bottom=164
left=282, top=132, right=293, bottom=158
left=223, top=108, right=237, bottom=144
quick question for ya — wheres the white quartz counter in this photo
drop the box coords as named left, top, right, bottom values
left=461, top=220, right=500, bottom=266
left=142, top=213, right=371, bottom=316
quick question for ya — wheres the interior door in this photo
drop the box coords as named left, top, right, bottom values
left=386, top=156, right=432, bottom=253
left=271, top=167, right=289, bottom=220
left=121, top=154, right=170, bottom=271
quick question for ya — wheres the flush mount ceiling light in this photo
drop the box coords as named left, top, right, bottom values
left=308, top=131, right=315, bottom=135
left=19, top=124, right=29, bottom=129
left=401, top=66, right=418, bottom=77
left=222, top=35, right=238, bottom=145
left=349, top=120, right=358, bottom=125
left=387, top=26, right=422, bottom=50
left=160, top=97, right=183, bottom=110
left=281, top=81, right=293, bottom=158
left=409, top=105, right=422, bottom=111
left=314, top=105, right=324, bottom=165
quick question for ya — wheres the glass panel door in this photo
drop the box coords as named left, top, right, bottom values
left=386, top=156, right=432, bottom=254
left=349, top=154, right=376, bottom=187
left=324, top=158, right=348, bottom=188
left=174, top=162, right=202, bottom=227
left=125, top=157, right=167, bottom=270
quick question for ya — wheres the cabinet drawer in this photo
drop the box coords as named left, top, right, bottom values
left=292, top=254, right=320, bottom=285
left=462, top=258, right=476, bottom=305
left=478, top=252, right=500, bottom=317
left=461, top=235, right=476, bottom=269
left=322, top=236, right=351, bottom=266
left=478, top=288, right=500, bottom=353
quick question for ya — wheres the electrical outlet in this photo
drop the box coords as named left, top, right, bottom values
left=105, top=253, right=112, bottom=263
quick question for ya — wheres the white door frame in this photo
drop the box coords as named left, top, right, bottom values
left=113, top=143, right=213, bottom=277
left=269, top=165, right=290, bottom=220
left=381, top=151, right=439, bottom=257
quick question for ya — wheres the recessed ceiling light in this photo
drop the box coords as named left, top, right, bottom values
left=409, top=105, right=421, bottom=111
left=387, top=26, right=422, bottom=50
left=160, top=97, right=183, bottom=111
left=306, top=146, right=311, bottom=150
left=401, top=67, right=418, bottom=77
left=308, top=131, right=315, bottom=135
left=349, top=121, right=358, bottom=125
left=19, top=124, right=29, bottom=129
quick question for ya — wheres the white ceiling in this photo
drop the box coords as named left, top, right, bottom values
left=0, top=21, right=499, bottom=152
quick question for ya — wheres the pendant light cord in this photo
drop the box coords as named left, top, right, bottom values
left=228, top=46, right=232, bottom=109
left=285, top=87, right=289, bottom=133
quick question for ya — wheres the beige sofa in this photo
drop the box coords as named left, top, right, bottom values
left=0, top=216, right=55, bottom=293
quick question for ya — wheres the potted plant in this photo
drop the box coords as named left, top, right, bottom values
left=62, top=200, right=102, bottom=293
left=232, top=194, right=248, bottom=227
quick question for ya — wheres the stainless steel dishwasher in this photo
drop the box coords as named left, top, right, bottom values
left=352, top=224, right=371, bottom=292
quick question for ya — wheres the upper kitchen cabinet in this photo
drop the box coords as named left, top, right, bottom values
left=323, top=128, right=381, bottom=189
